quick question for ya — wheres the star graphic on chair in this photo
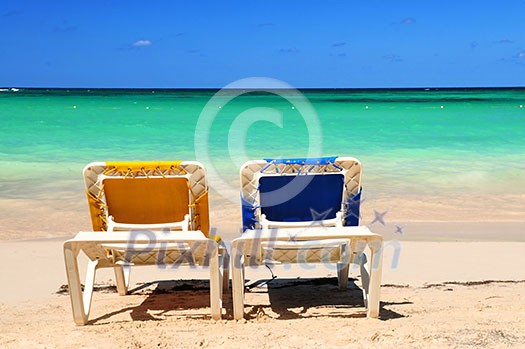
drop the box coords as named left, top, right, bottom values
left=370, top=209, right=387, bottom=226
left=394, top=225, right=404, bottom=235
left=309, top=208, right=333, bottom=227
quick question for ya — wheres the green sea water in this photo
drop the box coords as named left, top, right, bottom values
left=1, top=88, right=524, bottom=205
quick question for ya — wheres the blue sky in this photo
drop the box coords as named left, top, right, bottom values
left=1, top=0, right=524, bottom=88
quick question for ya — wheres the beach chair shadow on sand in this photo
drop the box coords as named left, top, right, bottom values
left=63, top=161, right=229, bottom=325
left=86, top=279, right=229, bottom=323
left=231, top=157, right=384, bottom=320
left=243, top=277, right=367, bottom=320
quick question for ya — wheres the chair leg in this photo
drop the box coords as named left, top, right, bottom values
left=222, top=248, right=230, bottom=292
left=114, top=265, right=131, bottom=296
left=231, top=242, right=245, bottom=320
left=367, top=240, right=383, bottom=318
left=337, top=262, right=350, bottom=289
left=337, top=239, right=352, bottom=289
left=64, top=243, right=98, bottom=325
left=209, top=243, right=222, bottom=320
left=359, top=252, right=370, bottom=309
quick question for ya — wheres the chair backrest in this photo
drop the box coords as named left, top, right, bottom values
left=83, top=161, right=210, bottom=235
left=103, top=177, right=190, bottom=224
left=259, top=173, right=343, bottom=222
left=240, top=157, right=362, bottom=231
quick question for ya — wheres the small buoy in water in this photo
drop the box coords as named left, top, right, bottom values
left=520, top=105, right=523, bottom=108
left=146, top=106, right=150, bottom=110
left=440, top=105, right=444, bottom=109
left=219, top=106, right=222, bottom=109
left=291, top=106, right=295, bottom=109
left=365, top=106, right=369, bottom=109
left=73, top=105, right=77, bottom=109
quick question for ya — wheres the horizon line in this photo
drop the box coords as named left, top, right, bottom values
left=2, top=85, right=525, bottom=91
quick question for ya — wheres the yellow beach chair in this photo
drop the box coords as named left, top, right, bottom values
left=63, top=161, right=229, bottom=325
left=231, top=157, right=383, bottom=319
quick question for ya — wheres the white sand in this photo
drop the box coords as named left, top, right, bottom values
left=1, top=239, right=524, bottom=348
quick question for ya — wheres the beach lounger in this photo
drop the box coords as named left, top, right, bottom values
left=63, top=161, right=229, bottom=325
left=231, top=157, right=383, bottom=319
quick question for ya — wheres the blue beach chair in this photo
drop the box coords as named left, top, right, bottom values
left=231, top=156, right=384, bottom=319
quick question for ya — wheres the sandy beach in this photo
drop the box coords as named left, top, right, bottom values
left=1, top=223, right=525, bottom=348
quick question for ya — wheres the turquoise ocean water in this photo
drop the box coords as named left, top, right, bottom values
left=1, top=88, right=524, bottom=229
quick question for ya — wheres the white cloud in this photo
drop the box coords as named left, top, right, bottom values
left=279, top=47, right=299, bottom=53
left=401, top=17, right=416, bottom=25
left=494, top=39, right=514, bottom=44
left=382, top=54, right=403, bottom=62
left=132, top=39, right=152, bottom=47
